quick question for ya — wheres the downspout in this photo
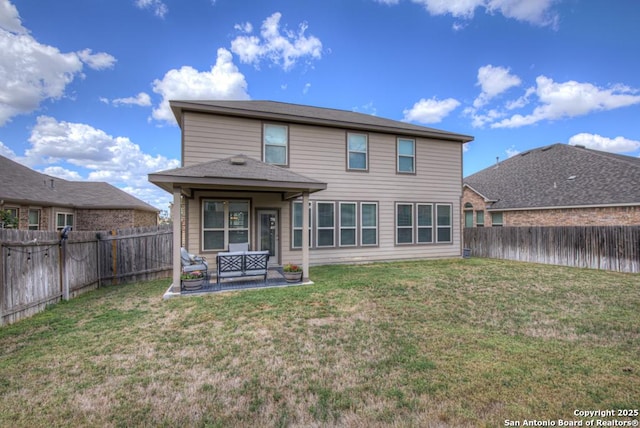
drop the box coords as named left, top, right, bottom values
left=302, top=191, right=310, bottom=282
left=171, top=187, right=182, bottom=293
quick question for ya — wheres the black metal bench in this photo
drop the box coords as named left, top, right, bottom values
left=216, top=251, right=270, bottom=285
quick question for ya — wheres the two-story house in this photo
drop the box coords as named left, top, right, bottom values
left=148, top=100, right=473, bottom=290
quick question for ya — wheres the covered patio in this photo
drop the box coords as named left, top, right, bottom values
left=148, top=155, right=327, bottom=295
left=162, top=265, right=310, bottom=298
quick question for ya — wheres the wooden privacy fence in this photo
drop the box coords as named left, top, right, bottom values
left=464, top=226, right=640, bottom=273
left=0, top=225, right=172, bottom=325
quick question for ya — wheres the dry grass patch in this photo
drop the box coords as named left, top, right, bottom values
left=0, top=258, right=638, bottom=427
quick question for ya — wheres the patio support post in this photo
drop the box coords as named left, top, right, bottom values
left=302, top=191, right=310, bottom=282
left=171, top=186, right=182, bottom=293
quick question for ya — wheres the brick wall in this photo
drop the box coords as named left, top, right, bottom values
left=133, top=210, right=159, bottom=227
left=462, top=187, right=491, bottom=227
left=75, top=209, right=135, bottom=231
left=75, top=209, right=157, bottom=231
left=506, top=206, right=640, bottom=226
left=462, top=187, right=640, bottom=227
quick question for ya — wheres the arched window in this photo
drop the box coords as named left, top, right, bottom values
left=464, top=203, right=474, bottom=227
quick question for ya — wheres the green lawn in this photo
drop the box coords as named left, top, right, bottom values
left=0, top=258, right=638, bottom=427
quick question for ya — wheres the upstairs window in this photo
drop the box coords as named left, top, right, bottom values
left=264, top=124, right=288, bottom=166
left=347, top=133, right=368, bottom=171
left=397, top=138, right=415, bottom=173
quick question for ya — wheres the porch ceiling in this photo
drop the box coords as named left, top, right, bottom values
left=148, top=154, right=327, bottom=198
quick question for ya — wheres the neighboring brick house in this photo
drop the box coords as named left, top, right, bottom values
left=462, top=143, right=640, bottom=227
left=0, top=155, right=158, bottom=231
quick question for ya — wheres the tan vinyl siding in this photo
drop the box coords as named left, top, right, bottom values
left=181, top=111, right=463, bottom=266
left=183, top=112, right=262, bottom=166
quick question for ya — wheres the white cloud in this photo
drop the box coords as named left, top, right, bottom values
left=0, top=0, right=27, bottom=34
left=492, top=76, right=640, bottom=128
left=234, top=22, right=253, bottom=33
left=25, top=115, right=179, bottom=208
left=403, top=97, right=461, bottom=124
left=0, top=140, right=17, bottom=159
left=382, top=0, right=558, bottom=27
left=0, top=1, right=116, bottom=126
left=473, top=65, right=521, bottom=108
left=230, top=12, right=323, bottom=71
left=465, top=107, right=503, bottom=128
left=353, top=102, right=378, bottom=116
left=111, top=92, right=152, bottom=107
left=151, top=48, right=249, bottom=124
left=41, top=166, right=83, bottom=181
left=77, top=48, right=116, bottom=70
left=134, top=0, right=167, bottom=18
left=505, top=145, right=520, bottom=157
left=568, top=133, right=640, bottom=154
left=487, top=0, right=559, bottom=28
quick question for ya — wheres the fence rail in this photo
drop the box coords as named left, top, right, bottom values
left=1, top=225, right=172, bottom=325
left=464, top=226, right=640, bottom=273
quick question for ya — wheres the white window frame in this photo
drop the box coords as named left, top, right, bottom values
left=28, top=209, right=40, bottom=230
left=339, top=202, right=357, bottom=247
left=417, top=203, right=433, bottom=243
left=491, top=212, right=504, bottom=227
left=436, top=204, right=452, bottom=243
left=397, top=138, right=416, bottom=173
left=395, top=203, right=414, bottom=245
left=202, top=199, right=250, bottom=251
left=347, top=133, right=368, bottom=171
left=263, top=123, right=288, bottom=166
left=360, top=202, right=378, bottom=246
left=316, top=202, right=335, bottom=248
left=56, top=212, right=74, bottom=231
left=291, top=201, right=312, bottom=249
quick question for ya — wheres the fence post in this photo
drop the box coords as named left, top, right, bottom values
left=111, top=230, right=118, bottom=285
left=0, top=244, right=4, bottom=326
left=60, top=228, right=70, bottom=301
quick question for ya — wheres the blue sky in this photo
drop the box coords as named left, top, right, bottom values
left=1, top=0, right=639, bottom=211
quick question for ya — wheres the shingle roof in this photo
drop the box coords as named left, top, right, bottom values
left=0, top=155, right=158, bottom=211
left=464, top=143, right=640, bottom=210
left=170, top=100, right=474, bottom=143
left=149, top=154, right=327, bottom=194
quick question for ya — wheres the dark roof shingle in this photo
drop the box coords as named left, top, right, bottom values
left=464, top=143, right=640, bottom=210
left=0, top=155, right=157, bottom=211
left=170, top=100, right=474, bottom=143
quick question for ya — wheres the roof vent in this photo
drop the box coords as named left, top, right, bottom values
left=230, top=156, right=246, bottom=165
left=574, top=144, right=586, bottom=149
